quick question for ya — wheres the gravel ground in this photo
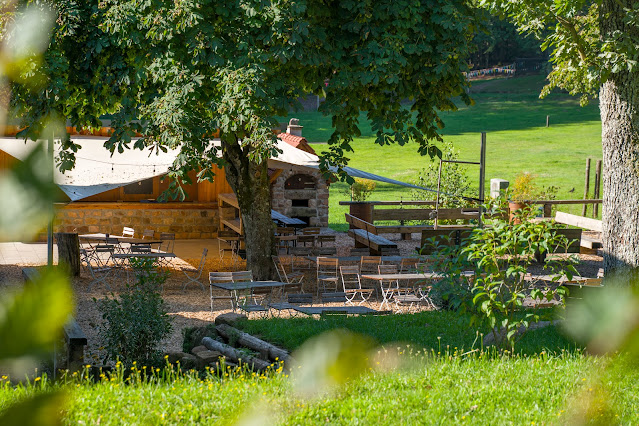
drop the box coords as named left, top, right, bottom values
left=0, top=230, right=603, bottom=360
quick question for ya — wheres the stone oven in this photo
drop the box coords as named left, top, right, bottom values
left=271, top=169, right=329, bottom=227
left=271, top=120, right=329, bottom=227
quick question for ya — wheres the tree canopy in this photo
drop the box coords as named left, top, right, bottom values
left=9, top=0, right=479, bottom=276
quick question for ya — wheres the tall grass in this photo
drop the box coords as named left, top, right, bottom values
left=2, top=348, right=637, bottom=424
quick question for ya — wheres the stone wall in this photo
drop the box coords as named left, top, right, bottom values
left=271, top=169, right=329, bottom=227
left=54, top=203, right=219, bottom=239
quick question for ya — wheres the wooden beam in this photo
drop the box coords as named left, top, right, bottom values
left=555, top=211, right=602, bottom=232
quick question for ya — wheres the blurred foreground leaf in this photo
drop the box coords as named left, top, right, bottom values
left=565, top=284, right=639, bottom=355
left=0, top=268, right=74, bottom=361
left=291, top=329, right=374, bottom=397
left=0, top=142, right=58, bottom=241
left=0, top=391, right=66, bottom=426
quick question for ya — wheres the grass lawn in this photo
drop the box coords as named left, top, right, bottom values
left=2, top=330, right=637, bottom=424
left=235, top=310, right=579, bottom=356
left=282, top=74, right=603, bottom=230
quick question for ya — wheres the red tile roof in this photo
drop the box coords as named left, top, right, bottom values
left=277, top=132, right=316, bottom=155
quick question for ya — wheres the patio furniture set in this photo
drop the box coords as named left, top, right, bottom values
left=79, top=228, right=178, bottom=291
left=207, top=255, right=448, bottom=316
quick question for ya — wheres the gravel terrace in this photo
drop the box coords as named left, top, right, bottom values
left=0, top=230, right=603, bottom=360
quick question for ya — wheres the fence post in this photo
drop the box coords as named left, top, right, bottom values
left=582, top=159, right=591, bottom=216
left=593, top=160, right=602, bottom=218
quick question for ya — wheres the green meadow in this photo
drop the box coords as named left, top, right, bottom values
left=285, top=74, right=603, bottom=229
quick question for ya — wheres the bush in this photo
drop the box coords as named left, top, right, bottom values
left=433, top=200, right=578, bottom=350
left=411, top=141, right=472, bottom=208
left=96, top=258, right=172, bottom=366
left=342, top=178, right=376, bottom=201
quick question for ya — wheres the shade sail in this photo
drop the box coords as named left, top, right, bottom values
left=0, top=136, right=433, bottom=201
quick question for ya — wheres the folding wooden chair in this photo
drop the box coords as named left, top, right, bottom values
left=181, top=248, right=208, bottom=291
left=399, top=257, right=420, bottom=273
left=340, top=265, right=374, bottom=306
left=317, top=257, right=339, bottom=296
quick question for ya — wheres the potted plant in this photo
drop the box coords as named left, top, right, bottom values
left=342, top=178, right=377, bottom=222
left=508, top=172, right=539, bottom=222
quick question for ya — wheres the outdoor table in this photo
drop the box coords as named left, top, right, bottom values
left=112, top=252, right=176, bottom=269
left=305, top=255, right=407, bottom=263
left=111, top=252, right=177, bottom=283
left=361, top=271, right=475, bottom=309
left=526, top=274, right=593, bottom=284
left=271, top=210, right=306, bottom=228
left=361, top=271, right=475, bottom=281
left=79, top=233, right=162, bottom=246
left=209, top=280, right=287, bottom=311
left=292, top=306, right=379, bottom=316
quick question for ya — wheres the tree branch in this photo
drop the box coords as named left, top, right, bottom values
left=555, top=15, right=589, bottom=63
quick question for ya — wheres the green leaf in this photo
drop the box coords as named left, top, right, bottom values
left=0, top=391, right=66, bottom=426
left=0, top=268, right=74, bottom=361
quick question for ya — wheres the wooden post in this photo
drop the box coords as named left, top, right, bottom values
left=54, top=232, right=81, bottom=276
left=478, top=132, right=487, bottom=228
left=546, top=115, right=550, bottom=127
left=434, top=159, right=443, bottom=230
left=543, top=203, right=552, bottom=218
left=593, top=160, right=602, bottom=218
left=582, top=159, right=591, bottom=216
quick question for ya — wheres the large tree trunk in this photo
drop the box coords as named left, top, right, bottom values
left=600, top=0, right=639, bottom=279
left=221, top=136, right=275, bottom=280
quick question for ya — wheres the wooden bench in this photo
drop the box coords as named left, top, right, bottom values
left=345, top=214, right=398, bottom=255
left=418, top=227, right=474, bottom=254
left=418, top=227, right=582, bottom=259
left=555, top=211, right=602, bottom=252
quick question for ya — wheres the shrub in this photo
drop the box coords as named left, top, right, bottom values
left=343, top=178, right=376, bottom=201
left=433, top=200, right=578, bottom=350
left=411, top=141, right=472, bottom=208
left=96, top=258, right=172, bottom=366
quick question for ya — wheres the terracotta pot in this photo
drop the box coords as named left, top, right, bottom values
left=508, top=201, right=531, bottom=224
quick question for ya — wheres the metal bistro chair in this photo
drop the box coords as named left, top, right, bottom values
left=143, top=229, right=163, bottom=251
left=290, top=246, right=315, bottom=272
left=340, top=265, right=374, bottom=306
left=81, top=248, right=113, bottom=292
left=269, top=292, right=313, bottom=317
left=231, top=270, right=271, bottom=317
left=359, top=256, right=382, bottom=297
left=272, top=255, right=305, bottom=284
left=377, top=264, right=413, bottom=310
left=316, top=257, right=339, bottom=296
left=159, top=232, right=176, bottom=253
left=122, top=227, right=135, bottom=238
left=209, top=271, right=236, bottom=312
left=181, top=248, right=208, bottom=291
left=130, top=243, right=153, bottom=253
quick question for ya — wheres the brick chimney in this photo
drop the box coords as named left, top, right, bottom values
left=287, top=118, right=303, bottom=137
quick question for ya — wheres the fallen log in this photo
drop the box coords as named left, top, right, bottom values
left=216, top=323, right=290, bottom=363
left=201, top=337, right=271, bottom=371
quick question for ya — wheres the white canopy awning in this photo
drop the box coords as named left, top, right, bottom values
left=0, top=136, right=431, bottom=201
